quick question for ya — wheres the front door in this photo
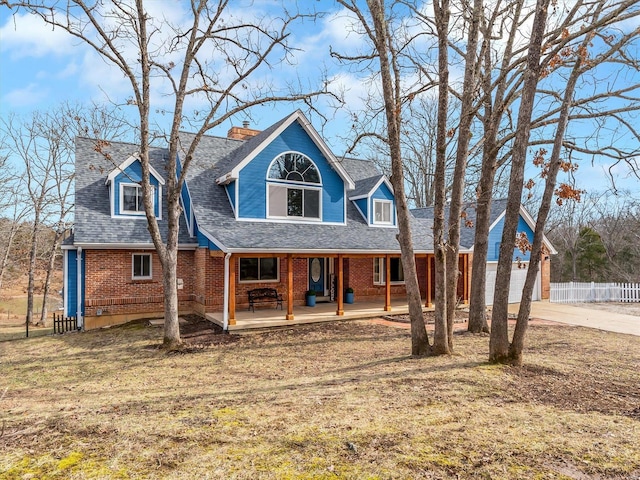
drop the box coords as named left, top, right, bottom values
left=309, top=257, right=324, bottom=296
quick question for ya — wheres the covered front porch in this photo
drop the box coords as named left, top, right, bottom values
left=205, top=251, right=471, bottom=331
left=206, top=298, right=432, bottom=331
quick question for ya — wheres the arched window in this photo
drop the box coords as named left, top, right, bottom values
left=267, top=152, right=322, bottom=220
left=268, top=152, right=320, bottom=184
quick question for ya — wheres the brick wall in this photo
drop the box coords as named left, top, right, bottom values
left=193, top=250, right=225, bottom=314
left=83, top=249, right=196, bottom=327
left=232, top=257, right=310, bottom=310
left=345, top=257, right=407, bottom=300
left=540, top=254, right=551, bottom=299
left=83, top=250, right=485, bottom=329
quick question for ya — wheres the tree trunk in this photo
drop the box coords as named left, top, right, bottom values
left=431, top=0, right=451, bottom=355
left=0, top=223, right=20, bottom=292
left=510, top=20, right=587, bottom=365
left=161, top=246, right=180, bottom=349
left=367, top=0, right=430, bottom=355
left=489, top=0, right=550, bottom=363
left=468, top=0, right=523, bottom=334
left=37, top=232, right=62, bottom=327
left=445, top=0, right=482, bottom=350
left=26, top=217, right=39, bottom=326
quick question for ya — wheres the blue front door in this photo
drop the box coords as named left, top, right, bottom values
left=309, top=257, right=324, bottom=295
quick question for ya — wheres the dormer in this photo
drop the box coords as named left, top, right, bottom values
left=214, top=110, right=355, bottom=225
left=350, top=175, right=397, bottom=227
left=105, top=154, right=165, bottom=219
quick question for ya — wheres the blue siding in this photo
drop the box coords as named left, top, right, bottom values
left=355, top=198, right=368, bottom=220
left=488, top=214, right=534, bottom=262
left=113, top=160, right=161, bottom=217
left=237, top=121, right=345, bottom=222
left=64, top=249, right=85, bottom=318
left=226, top=181, right=236, bottom=212
left=370, top=182, right=396, bottom=225
left=197, top=229, right=221, bottom=251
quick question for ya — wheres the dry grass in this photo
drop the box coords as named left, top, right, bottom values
left=1, top=318, right=639, bottom=479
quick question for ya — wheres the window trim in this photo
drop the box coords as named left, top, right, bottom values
left=373, top=257, right=405, bottom=285
left=132, top=253, right=152, bottom=280
left=119, top=183, right=158, bottom=217
left=266, top=183, right=323, bottom=221
left=238, top=257, right=280, bottom=283
left=267, top=151, right=322, bottom=185
left=373, top=199, right=393, bottom=225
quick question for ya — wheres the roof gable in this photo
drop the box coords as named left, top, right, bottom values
left=349, top=175, right=394, bottom=200
left=105, top=154, right=165, bottom=186
left=215, top=110, right=355, bottom=190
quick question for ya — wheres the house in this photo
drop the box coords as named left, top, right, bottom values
left=62, top=110, right=554, bottom=330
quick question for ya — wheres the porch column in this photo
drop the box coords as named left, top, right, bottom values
left=426, top=255, right=432, bottom=307
left=384, top=254, right=392, bottom=311
left=286, top=254, right=294, bottom=320
left=463, top=254, right=469, bottom=304
left=228, top=254, right=236, bottom=325
left=336, top=254, right=344, bottom=316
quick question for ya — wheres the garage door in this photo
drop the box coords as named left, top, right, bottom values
left=485, top=262, right=541, bottom=306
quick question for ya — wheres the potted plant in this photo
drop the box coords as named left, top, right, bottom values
left=305, top=290, right=316, bottom=307
left=345, top=287, right=354, bottom=304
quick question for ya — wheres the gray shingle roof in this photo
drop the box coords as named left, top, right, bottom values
left=179, top=132, right=434, bottom=253
left=73, top=137, right=195, bottom=246
left=411, top=198, right=508, bottom=249
left=350, top=174, right=385, bottom=198
left=72, top=114, right=438, bottom=252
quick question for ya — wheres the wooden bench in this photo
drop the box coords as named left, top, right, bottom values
left=248, top=288, right=283, bottom=312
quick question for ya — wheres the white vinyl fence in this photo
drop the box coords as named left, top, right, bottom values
left=550, top=282, right=640, bottom=304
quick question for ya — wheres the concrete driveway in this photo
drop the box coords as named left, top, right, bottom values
left=508, top=301, right=640, bottom=336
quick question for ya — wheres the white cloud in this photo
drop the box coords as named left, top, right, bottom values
left=77, top=50, right=132, bottom=102
left=2, top=82, right=48, bottom=108
left=0, top=12, right=76, bottom=58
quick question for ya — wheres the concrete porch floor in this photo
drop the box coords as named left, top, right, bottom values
left=206, top=299, right=433, bottom=331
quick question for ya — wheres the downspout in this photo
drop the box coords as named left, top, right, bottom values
left=76, top=247, right=83, bottom=330
left=222, top=252, right=231, bottom=331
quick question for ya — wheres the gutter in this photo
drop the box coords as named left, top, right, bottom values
left=76, top=247, right=83, bottom=330
left=222, top=252, right=231, bottom=331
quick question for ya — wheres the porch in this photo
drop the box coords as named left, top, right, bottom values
left=206, top=298, right=433, bottom=331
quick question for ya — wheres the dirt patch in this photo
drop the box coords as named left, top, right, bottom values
left=146, top=314, right=239, bottom=349
left=382, top=309, right=470, bottom=324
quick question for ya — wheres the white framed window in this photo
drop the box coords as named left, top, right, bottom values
left=267, top=152, right=322, bottom=221
left=239, top=257, right=279, bottom=283
left=268, top=152, right=321, bottom=184
left=132, top=253, right=152, bottom=280
left=120, top=183, right=156, bottom=216
left=373, top=199, right=392, bottom=224
left=268, top=184, right=321, bottom=220
left=373, top=257, right=404, bottom=285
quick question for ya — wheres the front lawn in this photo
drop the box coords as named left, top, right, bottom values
left=1, top=318, right=638, bottom=479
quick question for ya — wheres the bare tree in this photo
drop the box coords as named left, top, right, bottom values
left=468, top=0, right=640, bottom=335
left=0, top=103, right=132, bottom=325
left=429, top=0, right=453, bottom=354
left=489, top=0, right=551, bottom=364
left=467, top=0, right=528, bottom=333
left=334, top=0, right=432, bottom=355
left=444, top=0, right=483, bottom=350
left=3, top=0, right=329, bottom=347
left=489, top=0, right=640, bottom=364
left=0, top=177, right=29, bottom=292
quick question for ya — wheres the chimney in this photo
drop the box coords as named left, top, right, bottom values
left=227, top=121, right=261, bottom=140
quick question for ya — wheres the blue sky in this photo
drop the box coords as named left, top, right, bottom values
left=1, top=1, right=638, bottom=196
